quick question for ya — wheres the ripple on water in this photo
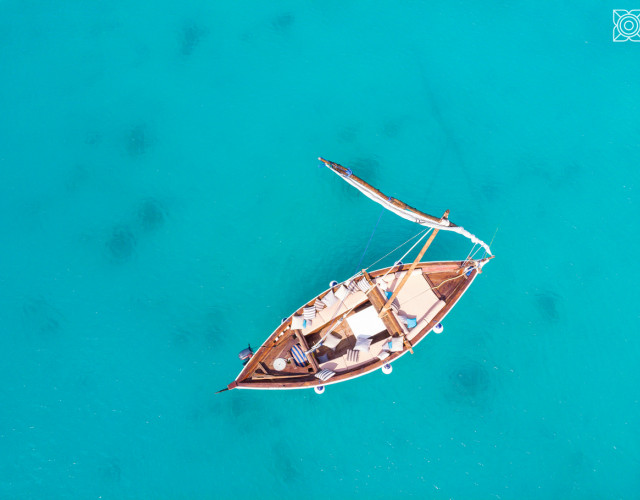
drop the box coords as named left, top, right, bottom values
left=106, top=226, right=137, bottom=262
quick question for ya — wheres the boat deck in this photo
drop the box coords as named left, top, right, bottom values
left=230, top=260, right=479, bottom=390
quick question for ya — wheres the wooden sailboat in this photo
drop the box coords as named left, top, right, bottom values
left=221, top=158, right=493, bottom=393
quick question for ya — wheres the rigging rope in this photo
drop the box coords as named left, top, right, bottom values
left=380, top=227, right=433, bottom=280
left=355, top=207, right=385, bottom=273
left=363, top=228, right=428, bottom=272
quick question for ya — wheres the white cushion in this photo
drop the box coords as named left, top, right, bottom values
left=322, top=332, right=342, bottom=350
left=291, top=315, right=304, bottom=329
left=321, top=290, right=337, bottom=307
left=377, top=350, right=390, bottom=361
left=388, top=337, right=404, bottom=352
left=334, top=285, right=349, bottom=301
left=354, top=336, right=372, bottom=352
left=315, top=369, right=336, bottom=381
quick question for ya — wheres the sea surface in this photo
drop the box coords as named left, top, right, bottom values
left=1, top=1, right=638, bottom=498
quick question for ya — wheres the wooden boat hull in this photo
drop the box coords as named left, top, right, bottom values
left=228, top=259, right=483, bottom=391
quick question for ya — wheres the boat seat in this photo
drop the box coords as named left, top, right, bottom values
left=314, top=290, right=368, bottom=325
left=403, top=299, right=446, bottom=341
left=319, top=336, right=390, bottom=373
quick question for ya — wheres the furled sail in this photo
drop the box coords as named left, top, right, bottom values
left=319, top=157, right=492, bottom=256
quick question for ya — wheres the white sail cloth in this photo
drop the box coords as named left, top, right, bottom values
left=323, top=160, right=492, bottom=256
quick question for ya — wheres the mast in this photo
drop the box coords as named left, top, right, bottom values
left=379, top=210, right=449, bottom=317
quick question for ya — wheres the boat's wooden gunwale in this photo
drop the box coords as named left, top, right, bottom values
left=230, top=260, right=478, bottom=390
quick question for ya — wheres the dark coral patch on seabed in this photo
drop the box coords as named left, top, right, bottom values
left=445, top=360, right=491, bottom=407
left=21, top=296, right=64, bottom=336
left=126, top=125, right=149, bottom=157
left=136, top=198, right=166, bottom=233
left=106, top=226, right=137, bottom=262
left=180, top=22, right=207, bottom=56
left=271, top=13, right=294, bottom=32
left=535, top=291, right=561, bottom=322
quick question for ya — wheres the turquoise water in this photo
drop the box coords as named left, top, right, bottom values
left=1, top=1, right=639, bottom=498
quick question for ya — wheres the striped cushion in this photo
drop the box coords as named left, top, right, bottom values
left=315, top=369, right=336, bottom=382
left=314, top=298, right=326, bottom=311
left=303, top=306, right=316, bottom=319
left=346, top=349, right=359, bottom=363
left=357, top=279, right=372, bottom=293
left=291, top=344, right=308, bottom=367
left=390, top=299, right=400, bottom=314
left=346, top=280, right=359, bottom=292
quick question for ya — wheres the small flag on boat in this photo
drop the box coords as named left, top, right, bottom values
left=291, top=344, right=308, bottom=367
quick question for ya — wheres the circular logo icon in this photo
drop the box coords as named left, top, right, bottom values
left=614, top=10, right=640, bottom=42
left=618, top=13, right=640, bottom=37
